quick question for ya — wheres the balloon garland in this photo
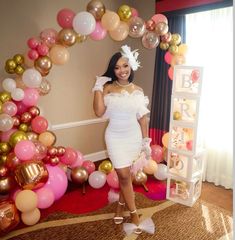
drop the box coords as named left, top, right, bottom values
left=0, top=0, right=188, bottom=234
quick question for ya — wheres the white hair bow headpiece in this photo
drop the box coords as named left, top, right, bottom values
left=120, top=45, right=141, bottom=71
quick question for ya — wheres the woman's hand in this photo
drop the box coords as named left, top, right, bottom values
left=141, top=137, right=152, bottom=160
left=92, top=76, right=112, bottom=92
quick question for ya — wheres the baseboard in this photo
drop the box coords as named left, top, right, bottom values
left=84, top=150, right=109, bottom=162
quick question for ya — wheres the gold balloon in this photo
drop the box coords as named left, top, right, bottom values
left=98, top=160, right=113, bottom=174
left=14, top=65, right=25, bottom=75
left=26, top=131, right=38, bottom=141
left=38, top=78, right=51, bottom=96
left=170, top=33, right=181, bottom=45
left=5, top=59, right=17, bottom=70
left=14, top=160, right=49, bottom=190
left=13, top=54, right=24, bottom=65
left=173, top=111, right=182, bottom=120
left=155, top=22, right=169, bottom=36
left=0, top=155, right=7, bottom=165
left=0, top=200, right=20, bottom=235
left=9, top=130, right=27, bottom=147
left=34, top=56, right=52, bottom=76
left=5, top=66, right=15, bottom=74
left=117, top=5, right=132, bottom=21
left=160, top=42, right=169, bottom=50
left=71, top=166, right=88, bottom=184
left=132, top=170, right=147, bottom=185
left=0, top=91, right=11, bottom=103
left=0, top=101, right=3, bottom=113
left=58, top=29, right=77, bottom=47
left=76, top=34, right=87, bottom=43
left=18, top=123, right=29, bottom=132
left=0, top=142, right=11, bottom=154
left=169, top=45, right=179, bottom=55
left=0, top=176, right=16, bottom=194
left=87, top=0, right=105, bottom=20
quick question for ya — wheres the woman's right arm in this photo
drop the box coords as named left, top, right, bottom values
left=93, top=90, right=106, bottom=117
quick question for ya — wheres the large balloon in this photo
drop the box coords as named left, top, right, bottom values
left=109, top=21, right=129, bottom=41
left=154, top=163, right=168, bottom=180
left=0, top=113, right=14, bottom=132
left=151, top=145, right=164, bottom=163
left=88, top=170, right=106, bottom=189
left=49, top=45, right=70, bottom=65
left=35, top=187, right=55, bottom=209
left=21, top=208, right=41, bottom=226
left=22, top=68, right=42, bottom=88
left=15, top=189, right=38, bottom=212
left=14, top=140, right=36, bottom=161
left=128, top=16, right=145, bottom=38
left=101, top=11, right=120, bottom=31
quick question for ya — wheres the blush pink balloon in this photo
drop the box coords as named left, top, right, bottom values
left=106, top=170, right=119, bottom=189
left=82, top=160, right=95, bottom=174
left=164, top=51, right=173, bottom=65
left=70, top=150, right=84, bottom=168
left=90, top=21, right=107, bottom=41
left=27, top=37, right=40, bottom=49
left=14, top=140, right=36, bottom=161
left=0, top=128, right=17, bottom=142
left=131, top=8, right=139, bottom=17
left=35, top=187, right=55, bottom=209
left=31, top=116, right=48, bottom=134
left=22, top=88, right=39, bottom=106
left=151, top=14, right=168, bottom=25
left=151, top=145, right=164, bottom=163
left=45, top=164, right=68, bottom=200
left=57, top=8, right=76, bottom=28
left=60, top=147, right=78, bottom=165
left=2, top=101, right=17, bottom=116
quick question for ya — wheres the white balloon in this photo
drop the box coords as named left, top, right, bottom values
left=154, top=163, right=168, bottom=180
left=88, top=171, right=106, bottom=189
left=73, top=11, right=96, bottom=35
left=2, top=78, right=16, bottom=92
left=0, top=113, right=14, bottom=132
left=22, top=68, right=42, bottom=88
left=11, top=88, right=24, bottom=101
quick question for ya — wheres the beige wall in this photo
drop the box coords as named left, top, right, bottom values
left=0, top=0, right=156, bottom=155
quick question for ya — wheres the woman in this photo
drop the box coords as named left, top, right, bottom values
left=92, top=45, right=154, bottom=235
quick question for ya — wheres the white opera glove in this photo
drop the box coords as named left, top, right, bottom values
left=92, top=76, right=112, bottom=92
left=141, top=137, right=152, bottom=160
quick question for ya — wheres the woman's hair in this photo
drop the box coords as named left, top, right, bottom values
left=102, top=52, right=134, bottom=83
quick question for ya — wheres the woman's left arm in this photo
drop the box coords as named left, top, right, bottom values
left=138, top=115, right=149, bottom=138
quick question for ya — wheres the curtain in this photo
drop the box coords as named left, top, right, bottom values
left=149, top=15, right=186, bottom=146
left=185, top=7, right=233, bottom=189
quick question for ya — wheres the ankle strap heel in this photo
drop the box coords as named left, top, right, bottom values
left=118, top=201, right=125, bottom=206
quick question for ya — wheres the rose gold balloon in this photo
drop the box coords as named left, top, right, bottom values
left=14, top=160, right=49, bottom=190
left=145, top=19, right=155, bottom=31
left=20, top=112, right=32, bottom=123
left=47, top=146, right=58, bottom=157
left=12, top=116, right=20, bottom=127
left=58, top=29, right=77, bottom=47
left=49, top=156, right=60, bottom=166
left=28, top=106, right=40, bottom=117
left=155, top=22, right=169, bottom=36
left=71, top=166, right=88, bottom=184
left=34, top=56, right=52, bottom=76
left=0, top=176, right=16, bottom=194
left=57, top=146, right=66, bottom=156
left=76, top=34, right=87, bottom=43
left=33, top=140, right=47, bottom=160
left=87, top=0, right=105, bottom=20
left=0, top=166, right=9, bottom=178
left=161, top=32, right=172, bottom=43
left=132, top=170, right=147, bottom=185
left=6, top=152, right=20, bottom=170
left=42, top=155, right=51, bottom=164
left=38, top=78, right=51, bottom=96
left=0, top=200, right=20, bottom=235
left=26, top=131, right=38, bottom=141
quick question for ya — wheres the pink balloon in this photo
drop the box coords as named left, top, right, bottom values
left=106, top=170, right=119, bottom=189
left=186, top=140, right=193, bottom=151
left=45, top=165, right=68, bottom=200
left=168, top=67, right=174, bottom=80
left=90, top=21, right=107, bottom=41
left=2, top=101, right=17, bottom=116
left=14, top=101, right=29, bottom=115
left=0, top=128, right=17, bottom=142
left=82, top=160, right=95, bottom=174
left=164, top=51, right=173, bottom=65
left=35, top=187, right=55, bottom=209
left=31, top=116, right=48, bottom=134
left=70, top=150, right=84, bottom=168
left=131, top=8, right=139, bottom=17
left=27, top=37, right=40, bottom=49
left=191, top=69, right=200, bottom=83
left=151, top=145, right=163, bottom=163
left=60, top=147, right=78, bottom=165
left=37, top=43, right=49, bottom=56
left=28, top=49, right=39, bottom=60
left=14, top=140, right=36, bottom=161
left=151, top=14, right=168, bottom=25
left=22, top=88, right=39, bottom=106
left=57, top=8, right=76, bottom=28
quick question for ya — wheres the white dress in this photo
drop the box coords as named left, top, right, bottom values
left=103, top=90, right=150, bottom=169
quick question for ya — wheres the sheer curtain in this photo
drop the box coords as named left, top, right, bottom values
left=185, top=7, right=233, bottom=189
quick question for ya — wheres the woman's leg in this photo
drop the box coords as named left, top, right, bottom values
left=115, top=167, right=140, bottom=225
left=115, top=190, right=125, bottom=218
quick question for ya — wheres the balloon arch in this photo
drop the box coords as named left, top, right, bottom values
left=0, top=1, right=188, bottom=233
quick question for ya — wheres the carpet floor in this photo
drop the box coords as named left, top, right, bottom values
left=2, top=192, right=232, bottom=240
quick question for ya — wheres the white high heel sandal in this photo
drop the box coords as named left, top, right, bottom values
left=113, top=201, right=125, bottom=225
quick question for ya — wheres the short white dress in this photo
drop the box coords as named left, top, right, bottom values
left=103, top=90, right=150, bottom=169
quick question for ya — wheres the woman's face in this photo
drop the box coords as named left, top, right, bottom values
left=114, top=57, right=131, bottom=81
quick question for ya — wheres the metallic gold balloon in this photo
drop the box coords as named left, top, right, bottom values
left=76, top=34, right=87, bottom=43
left=14, top=160, right=49, bottom=190
left=117, top=5, right=132, bottom=21
left=49, top=156, right=60, bottom=166
left=28, top=106, right=40, bottom=117
left=87, top=0, right=105, bottom=20
left=20, top=112, right=32, bottom=124
left=18, top=123, right=29, bottom=132
left=34, top=56, right=52, bottom=76
left=58, top=28, right=77, bottom=47
left=0, top=142, right=11, bottom=154
left=71, top=166, right=88, bottom=184
left=173, top=111, right=182, bottom=120
left=159, top=42, right=169, bottom=50
left=0, top=200, right=20, bottom=235
left=13, top=54, right=24, bottom=65
left=155, top=22, right=169, bottom=36
left=170, top=33, right=181, bottom=45
left=5, top=59, right=17, bottom=70
left=9, top=130, right=27, bottom=147
left=98, top=160, right=113, bottom=174
left=57, top=146, right=66, bottom=156
left=26, top=131, right=38, bottom=141
left=0, top=92, right=11, bottom=103
left=0, top=176, right=16, bottom=194
left=0, top=155, right=7, bottom=165
left=5, top=66, right=15, bottom=74
left=169, top=45, right=179, bottom=55
left=47, top=146, right=58, bottom=157
left=132, top=170, right=147, bottom=185
left=38, top=78, right=51, bottom=96
left=14, top=65, right=25, bottom=75
left=0, top=165, right=9, bottom=177
left=0, top=101, right=2, bottom=113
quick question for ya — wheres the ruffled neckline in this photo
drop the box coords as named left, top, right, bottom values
left=104, top=90, right=144, bottom=98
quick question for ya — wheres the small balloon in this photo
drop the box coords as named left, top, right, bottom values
left=98, top=160, right=113, bottom=174
left=71, top=166, right=88, bottom=184
left=86, top=0, right=105, bottom=21
left=142, top=31, right=160, bottom=49
left=117, top=5, right=132, bottom=21
left=128, top=16, right=146, bottom=38
left=58, top=28, right=77, bottom=47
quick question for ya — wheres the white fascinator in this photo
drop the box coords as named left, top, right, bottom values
left=120, top=45, right=141, bottom=71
